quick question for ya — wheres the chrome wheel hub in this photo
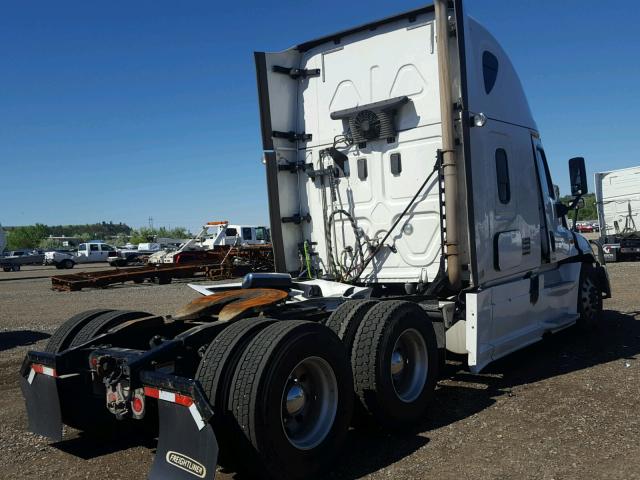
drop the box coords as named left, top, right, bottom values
left=281, top=356, right=338, bottom=450
left=390, top=328, right=428, bottom=403
left=390, top=350, right=405, bottom=376
left=285, top=383, right=306, bottom=415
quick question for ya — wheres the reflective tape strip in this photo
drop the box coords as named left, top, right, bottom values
left=143, top=386, right=193, bottom=406
left=30, top=364, right=57, bottom=380
left=174, top=393, right=194, bottom=407
left=27, top=369, right=36, bottom=385
left=144, top=387, right=206, bottom=430
left=143, top=386, right=200, bottom=426
left=143, top=386, right=160, bottom=399
left=159, top=390, right=175, bottom=403
left=188, top=402, right=206, bottom=431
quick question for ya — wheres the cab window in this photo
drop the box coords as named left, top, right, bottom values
left=90, top=244, right=99, bottom=251
left=482, top=51, right=499, bottom=94
left=495, top=148, right=511, bottom=204
left=242, top=228, right=252, bottom=240
left=537, top=147, right=555, bottom=199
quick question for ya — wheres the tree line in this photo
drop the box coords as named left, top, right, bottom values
left=559, top=193, right=597, bottom=221
left=2, top=222, right=190, bottom=251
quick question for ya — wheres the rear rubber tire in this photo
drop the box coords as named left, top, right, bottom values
left=323, top=299, right=378, bottom=357
left=45, top=309, right=115, bottom=353
left=227, top=321, right=353, bottom=480
left=12, top=265, right=20, bottom=272
left=69, top=310, right=151, bottom=347
left=3, top=267, right=10, bottom=272
left=195, top=317, right=276, bottom=466
left=323, top=299, right=378, bottom=426
left=352, top=300, right=438, bottom=429
left=48, top=310, right=148, bottom=432
left=62, top=259, right=74, bottom=269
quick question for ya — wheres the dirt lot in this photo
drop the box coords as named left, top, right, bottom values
left=1, top=263, right=639, bottom=479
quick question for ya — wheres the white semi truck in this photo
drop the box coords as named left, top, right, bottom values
left=595, top=165, right=640, bottom=261
left=20, top=3, right=610, bottom=480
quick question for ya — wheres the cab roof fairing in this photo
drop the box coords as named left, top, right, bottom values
left=257, top=3, right=537, bottom=136
left=463, top=16, right=538, bottom=133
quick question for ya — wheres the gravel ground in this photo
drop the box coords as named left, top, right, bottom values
left=0, top=262, right=639, bottom=479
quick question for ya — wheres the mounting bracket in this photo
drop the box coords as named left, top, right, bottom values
left=272, top=130, right=312, bottom=142
left=272, top=65, right=321, bottom=79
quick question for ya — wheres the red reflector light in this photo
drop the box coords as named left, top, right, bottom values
left=132, top=397, right=144, bottom=414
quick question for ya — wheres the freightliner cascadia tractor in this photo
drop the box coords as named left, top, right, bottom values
left=20, top=1, right=610, bottom=478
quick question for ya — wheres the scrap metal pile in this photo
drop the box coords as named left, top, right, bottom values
left=50, top=244, right=273, bottom=291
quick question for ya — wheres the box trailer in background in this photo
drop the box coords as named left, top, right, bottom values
left=595, top=166, right=640, bottom=261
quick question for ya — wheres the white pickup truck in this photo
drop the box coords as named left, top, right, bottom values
left=44, top=242, right=118, bottom=269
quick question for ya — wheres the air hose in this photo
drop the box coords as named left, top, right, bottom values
left=352, top=163, right=439, bottom=283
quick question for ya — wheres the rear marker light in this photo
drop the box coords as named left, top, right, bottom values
left=143, top=386, right=205, bottom=430
left=132, top=397, right=144, bottom=414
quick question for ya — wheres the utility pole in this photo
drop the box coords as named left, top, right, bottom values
left=148, top=216, right=154, bottom=230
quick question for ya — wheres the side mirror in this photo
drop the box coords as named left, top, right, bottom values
left=569, top=157, right=588, bottom=196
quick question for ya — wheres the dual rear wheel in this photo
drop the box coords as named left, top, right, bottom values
left=197, top=300, right=438, bottom=479
left=325, top=299, right=439, bottom=429
left=196, top=319, right=353, bottom=480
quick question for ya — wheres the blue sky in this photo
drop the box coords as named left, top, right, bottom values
left=2, top=1, right=639, bottom=230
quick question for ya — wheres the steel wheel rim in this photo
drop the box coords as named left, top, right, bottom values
left=390, top=328, right=428, bottom=403
left=280, top=356, right=338, bottom=450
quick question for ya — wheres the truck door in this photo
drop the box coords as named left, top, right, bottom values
left=89, top=244, right=100, bottom=261
left=241, top=227, right=254, bottom=245
left=531, top=137, right=573, bottom=262
left=100, top=244, right=116, bottom=261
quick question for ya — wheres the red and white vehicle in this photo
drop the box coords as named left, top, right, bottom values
left=148, top=221, right=270, bottom=264
left=575, top=222, right=595, bottom=233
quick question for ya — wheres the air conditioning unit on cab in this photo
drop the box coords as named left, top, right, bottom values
left=330, top=95, right=409, bottom=146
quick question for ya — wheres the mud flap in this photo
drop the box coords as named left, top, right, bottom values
left=150, top=400, right=218, bottom=480
left=595, top=263, right=612, bottom=299
left=19, top=367, right=63, bottom=441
